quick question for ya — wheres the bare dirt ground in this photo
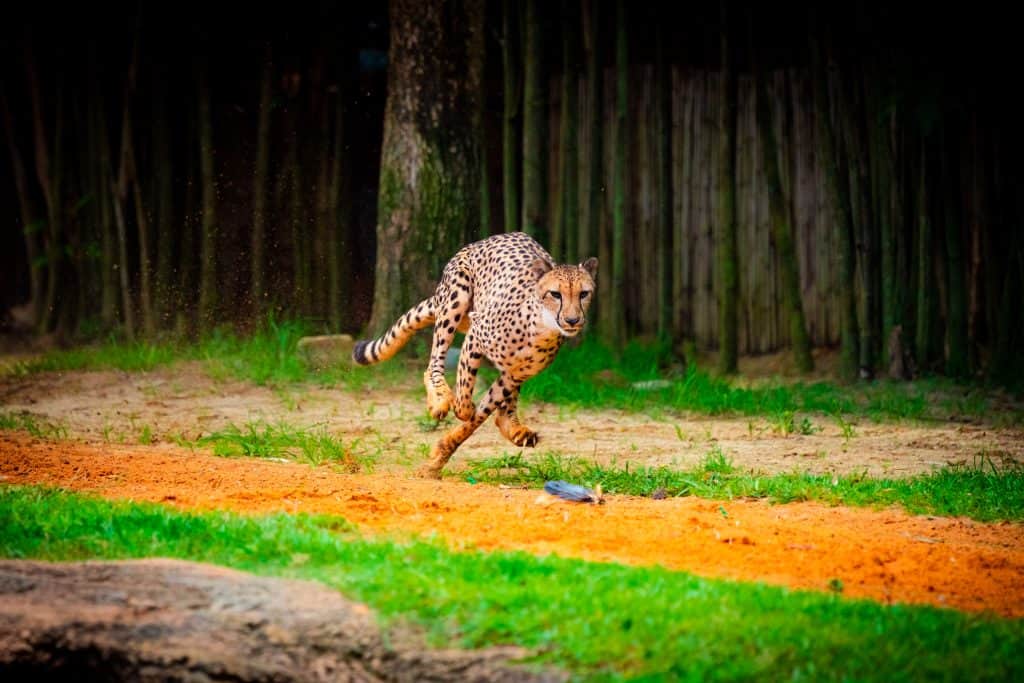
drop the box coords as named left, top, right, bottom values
left=2, top=360, right=1024, bottom=618
left=1, top=362, right=1022, bottom=478
left=2, top=433, right=1022, bottom=617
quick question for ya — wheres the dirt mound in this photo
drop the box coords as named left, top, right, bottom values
left=2, top=433, right=1022, bottom=617
left=0, top=558, right=558, bottom=682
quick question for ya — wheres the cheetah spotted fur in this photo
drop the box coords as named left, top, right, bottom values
left=353, top=232, right=598, bottom=478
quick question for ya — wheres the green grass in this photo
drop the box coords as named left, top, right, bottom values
left=197, top=420, right=377, bottom=469
left=0, top=412, right=68, bottom=440
left=464, top=450, right=1024, bottom=523
left=8, top=317, right=407, bottom=390
left=522, top=338, right=1022, bottom=424
left=1, top=485, right=1020, bottom=681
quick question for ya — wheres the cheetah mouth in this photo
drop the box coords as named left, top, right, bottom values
left=559, top=323, right=583, bottom=337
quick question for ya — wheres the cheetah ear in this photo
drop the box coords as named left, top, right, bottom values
left=580, top=257, right=598, bottom=278
left=529, top=257, right=554, bottom=280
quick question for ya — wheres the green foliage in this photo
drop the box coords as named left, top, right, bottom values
left=2, top=485, right=1021, bottom=681
left=522, top=338, right=1018, bottom=424
left=12, top=316, right=407, bottom=390
left=197, top=421, right=375, bottom=470
left=466, top=451, right=1024, bottom=523
left=0, top=412, right=67, bottom=440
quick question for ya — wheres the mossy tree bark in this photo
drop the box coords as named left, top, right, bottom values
left=501, top=0, right=520, bottom=234
left=196, top=59, right=218, bottom=331
left=25, top=41, right=65, bottom=335
left=915, top=143, right=933, bottom=371
left=327, top=86, right=350, bottom=332
left=521, top=0, right=546, bottom=240
left=810, top=28, right=859, bottom=380
left=754, top=66, right=813, bottom=372
left=251, top=45, right=273, bottom=316
left=153, top=76, right=176, bottom=327
left=655, top=19, right=674, bottom=341
left=581, top=0, right=601, bottom=263
left=0, top=88, right=43, bottom=324
left=554, top=0, right=579, bottom=262
left=368, top=0, right=484, bottom=334
left=716, top=1, right=739, bottom=374
left=941, top=125, right=969, bottom=378
left=600, top=0, right=628, bottom=350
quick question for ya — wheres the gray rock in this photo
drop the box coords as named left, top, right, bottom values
left=0, top=558, right=564, bottom=682
left=296, top=334, right=355, bottom=370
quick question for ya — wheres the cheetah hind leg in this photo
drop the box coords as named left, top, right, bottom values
left=494, top=389, right=538, bottom=447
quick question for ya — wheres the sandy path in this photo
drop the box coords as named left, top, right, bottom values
left=2, top=433, right=1021, bottom=618
left=3, top=364, right=1023, bottom=478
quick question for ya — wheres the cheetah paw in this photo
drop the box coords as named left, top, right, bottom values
left=426, top=385, right=454, bottom=420
left=511, top=428, right=539, bottom=448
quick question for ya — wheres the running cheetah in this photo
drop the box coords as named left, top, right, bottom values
left=353, top=232, right=598, bottom=478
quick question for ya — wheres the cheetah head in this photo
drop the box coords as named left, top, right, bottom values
left=531, top=257, right=598, bottom=337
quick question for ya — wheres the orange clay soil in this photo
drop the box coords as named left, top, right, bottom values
left=2, top=432, right=1022, bottom=618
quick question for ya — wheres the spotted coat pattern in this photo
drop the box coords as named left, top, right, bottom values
left=353, top=232, right=598, bottom=477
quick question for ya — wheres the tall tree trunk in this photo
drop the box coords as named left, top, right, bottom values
left=555, top=0, right=579, bottom=262
left=840, top=64, right=876, bottom=377
left=153, top=80, right=175, bottom=329
left=941, top=124, right=969, bottom=378
left=368, top=0, right=484, bottom=334
left=755, top=69, right=813, bottom=372
left=501, top=0, right=520, bottom=234
left=327, top=91, right=349, bottom=331
left=196, top=59, right=218, bottom=330
left=130, top=144, right=154, bottom=338
left=176, top=131, right=197, bottom=338
left=810, top=27, right=858, bottom=380
left=0, top=88, right=43, bottom=321
left=915, top=143, right=932, bottom=370
left=111, top=26, right=144, bottom=340
left=716, top=2, right=739, bottom=374
left=251, top=45, right=273, bottom=316
left=478, top=22, right=492, bottom=239
left=581, top=0, right=601, bottom=271
left=603, top=0, right=628, bottom=350
left=879, top=109, right=902, bottom=352
left=25, top=41, right=64, bottom=335
left=521, top=0, right=546, bottom=240
left=655, top=19, right=674, bottom=341
left=89, top=48, right=119, bottom=330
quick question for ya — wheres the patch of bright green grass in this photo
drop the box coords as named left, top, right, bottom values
left=1, top=485, right=1021, bottom=681
left=11, top=339, right=185, bottom=374
left=0, top=412, right=68, bottom=440
left=12, top=317, right=407, bottom=390
left=465, top=450, right=1024, bottom=523
left=197, top=421, right=375, bottom=469
left=522, top=337, right=1021, bottom=424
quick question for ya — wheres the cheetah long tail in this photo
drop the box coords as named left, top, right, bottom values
left=352, top=298, right=436, bottom=365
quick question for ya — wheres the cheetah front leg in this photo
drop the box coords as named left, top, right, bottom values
left=453, top=331, right=483, bottom=421
left=417, top=372, right=517, bottom=479
left=494, top=389, right=538, bottom=447
left=423, top=272, right=473, bottom=420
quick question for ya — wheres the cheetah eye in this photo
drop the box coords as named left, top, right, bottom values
left=580, top=291, right=591, bottom=299
left=548, top=291, right=562, bottom=300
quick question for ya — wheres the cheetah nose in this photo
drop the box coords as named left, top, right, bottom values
left=564, top=316, right=580, bottom=326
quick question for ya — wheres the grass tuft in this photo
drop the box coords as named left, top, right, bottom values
left=0, top=412, right=68, bottom=440
left=197, top=420, right=375, bottom=470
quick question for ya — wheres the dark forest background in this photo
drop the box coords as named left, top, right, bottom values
left=2, top=1, right=1022, bottom=382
